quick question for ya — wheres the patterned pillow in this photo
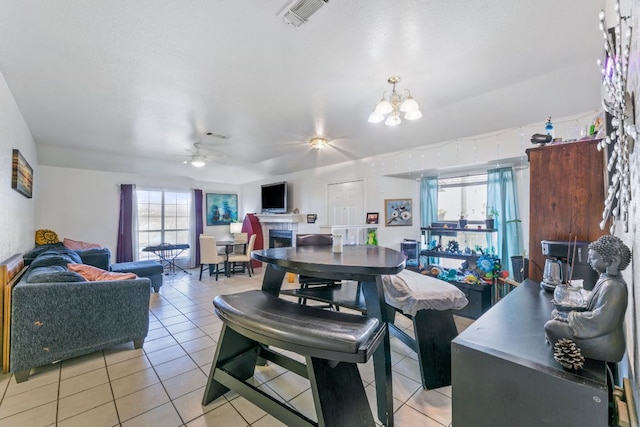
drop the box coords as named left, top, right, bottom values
left=35, top=229, right=60, bottom=245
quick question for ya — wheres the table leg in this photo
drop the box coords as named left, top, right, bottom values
left=361, top=277, right=394, bottom=427
left=260, top=264, right=286, bottom=296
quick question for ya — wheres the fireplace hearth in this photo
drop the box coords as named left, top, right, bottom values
left=269, top=230, right=293, bottom=248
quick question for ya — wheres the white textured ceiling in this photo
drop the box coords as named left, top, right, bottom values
left=0, top=0, right=604, bottom=184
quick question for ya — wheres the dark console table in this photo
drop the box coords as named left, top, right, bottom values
left=452, top=279, right=608, bottom=427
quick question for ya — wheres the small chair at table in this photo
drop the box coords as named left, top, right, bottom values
left=227, top=234, right=256, bottom=277
left=295, top=234, right=341, bottom=308
left=199, top=235, right=227, bottom=281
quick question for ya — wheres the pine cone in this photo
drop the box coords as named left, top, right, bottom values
left=553, top=338, right=585, bottom=370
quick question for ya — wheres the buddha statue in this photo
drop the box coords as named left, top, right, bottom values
left=544, top=235, right=631, bottom=363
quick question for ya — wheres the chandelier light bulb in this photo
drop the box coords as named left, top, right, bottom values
left=374, top=99, right=393, bottom=115
left=399, top=95, right=419, bottom=113
left=385, top=113, right=401, bottom=127
left=404, top=110, right=422, bottom=121
left=368, top=111, right=385, bottom=123
left=369, top=76, right=421, bottom=126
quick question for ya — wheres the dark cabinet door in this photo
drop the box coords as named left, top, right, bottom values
left=526, top=140, right=606, bottom=282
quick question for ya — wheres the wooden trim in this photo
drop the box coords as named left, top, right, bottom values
left=0, top=254, right=27, bottom=374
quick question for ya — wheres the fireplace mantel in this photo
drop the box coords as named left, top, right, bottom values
left=255, top=214, right=303, bottom=224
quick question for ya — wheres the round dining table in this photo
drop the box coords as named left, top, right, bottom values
left=252, top=245, right=405, bottom=427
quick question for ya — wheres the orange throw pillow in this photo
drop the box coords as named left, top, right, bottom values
left=68, top=263, right=137, bottom=281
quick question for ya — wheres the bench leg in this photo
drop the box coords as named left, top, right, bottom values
left=413, top=309, right=458, bottom=389
left=307, top=357, right=375, bottom=427
left=14, top=369, right=30, bottom=383
left=202, top=325, right=260, bottom=406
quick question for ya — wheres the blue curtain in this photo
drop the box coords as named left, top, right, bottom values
left=193, top=189, right=204, bottom=267
left=420, top=176, right=439, bottom=265
left=487, top=167, right=522, bottom=276
left=420, top=176, right=439, bottom=229
left=116, top=184, right=135, bottom=263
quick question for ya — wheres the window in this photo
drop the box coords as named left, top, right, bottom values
left=137, top=189, right=191, bottom=261
left=437, top=174, right=487, bottom=221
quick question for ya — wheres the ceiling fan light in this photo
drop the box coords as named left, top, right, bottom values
left=368, top=111, right=385, bottom=123
left=374, top=99, right=393, bottom=115
left=400, top=96, right=419, bottom=113
left=310, top=137, right=328, bottom=149
left=190, top=155, right=206, bottom=167
left=404, top=109, right=422, bottom=120
left=385, top=114, right=401, bottom=127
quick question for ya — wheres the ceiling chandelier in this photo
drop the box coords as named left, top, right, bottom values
left=310, top=137, right=328, bottom=149
left=368, top=76, right=422, bottom=126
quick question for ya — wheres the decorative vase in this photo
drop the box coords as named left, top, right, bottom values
left=459, top=218, right=468, bottom=229
left=485, top=218, right=495, bottom=229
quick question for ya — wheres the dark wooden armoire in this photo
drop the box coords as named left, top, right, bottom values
left=526, top=139, right=607, bottom=282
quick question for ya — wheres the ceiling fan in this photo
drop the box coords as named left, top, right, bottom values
left=183, top=142, right=228, bottom=167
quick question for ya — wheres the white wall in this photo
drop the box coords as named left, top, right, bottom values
left=240, top=111, right=596, bottom=255
left=0, top=72, right=37, bottom=261
left=36, top=166, right=240, bottom=257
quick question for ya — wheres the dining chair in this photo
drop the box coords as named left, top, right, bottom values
left=294, top=234, right=341, bottom=309
left=227, top=233, right=256, bottom=277
left=199, top=235, right=227, bottom=281
left=232, top=232, right=248, bottom=255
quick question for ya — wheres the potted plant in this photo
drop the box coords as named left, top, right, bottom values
left=459, top=212, right=468, bottom=229
left=485, top=207, right=498, bottom=229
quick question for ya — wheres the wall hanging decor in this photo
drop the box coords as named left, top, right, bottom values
left=11, top=149, right=33, bottom=198
left=206, top=193, right=238, bottom=225
left=597, top=0, right=638, bottom=233
left=366, top=212, right=379, bottom=224
left=384, top=199, right=412, bottom=226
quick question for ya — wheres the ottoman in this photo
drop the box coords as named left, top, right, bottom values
left=110, top=260, right=163, bottom=292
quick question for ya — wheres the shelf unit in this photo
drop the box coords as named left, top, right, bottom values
left=420, top=226, right=498, bottom=319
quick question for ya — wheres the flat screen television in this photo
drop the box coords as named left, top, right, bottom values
left=261, top=181, right=288, bottom=213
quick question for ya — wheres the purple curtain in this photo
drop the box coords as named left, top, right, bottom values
left=116, top=184, right=135, bottom=263
left=194, top=189, right=203, bottom=265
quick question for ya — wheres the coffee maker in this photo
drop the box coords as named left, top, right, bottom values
left=541, top=240, right=599, bottom=290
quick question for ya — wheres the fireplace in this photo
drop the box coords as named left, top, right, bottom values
left=269, top=230, right=293, bottom=248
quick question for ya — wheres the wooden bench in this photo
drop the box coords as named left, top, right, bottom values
left=283, top=269, right=468, bottom=390
left=202, top=290, right=386, bottom=427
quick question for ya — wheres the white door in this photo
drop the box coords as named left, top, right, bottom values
left=327, top=180, right=364, bottom=225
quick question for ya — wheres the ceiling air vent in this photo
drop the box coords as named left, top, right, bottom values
left=277, top=0, right=329, bottom=27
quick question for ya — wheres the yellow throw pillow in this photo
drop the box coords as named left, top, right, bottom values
left=35, top=229, right=60, bottom=245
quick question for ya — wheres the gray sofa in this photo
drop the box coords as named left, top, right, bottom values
left=10, top=247, right=150, bottom=382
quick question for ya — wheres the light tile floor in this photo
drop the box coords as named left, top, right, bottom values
left=0, top=267, right=474, bottom=427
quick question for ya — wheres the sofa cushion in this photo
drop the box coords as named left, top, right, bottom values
left=74, top=248, right=111, bottom=270
left=26, top=266, right=87, bottom=283
left=63, top=238, right=101, bottom=250
left=30, top=250, right=82, bottom=268
left=68, top=263, right=137, bottom=281
left=24, top=243, right=65, bottom=260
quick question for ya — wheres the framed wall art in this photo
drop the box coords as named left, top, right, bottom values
left=366, top=212, right=379, bottom=224
left=307, top=214, right=317, bottom=223
left=11, top=149, right=33, bottom=198
left=384, top=198, right=412, bottom=226
left=206, top=193, right=238, bottom=225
